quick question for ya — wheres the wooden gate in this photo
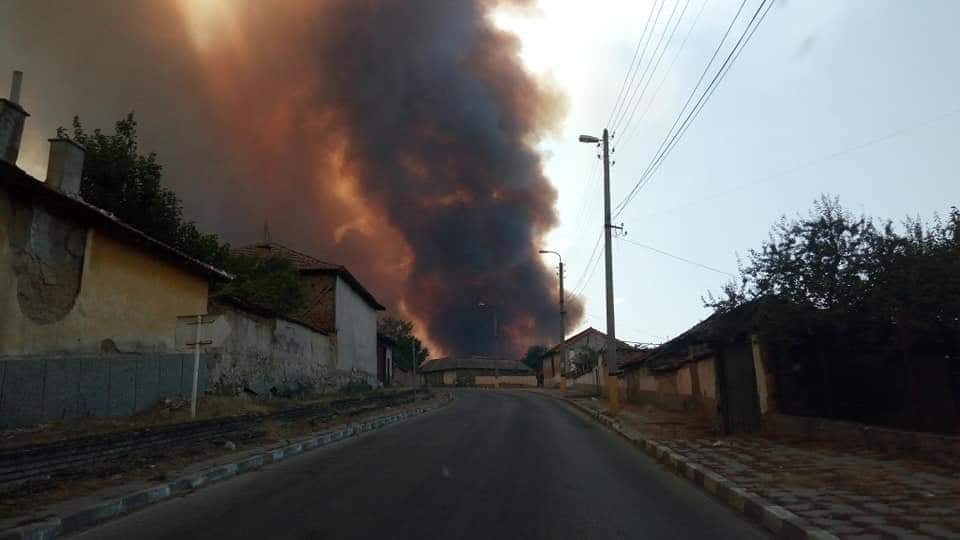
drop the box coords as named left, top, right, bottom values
left=717, top=339, right=761, bottom=434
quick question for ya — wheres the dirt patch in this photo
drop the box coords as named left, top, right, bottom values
left=0, top=390, right=411, bottom=450
left=0, top=392, right=443, bottom=522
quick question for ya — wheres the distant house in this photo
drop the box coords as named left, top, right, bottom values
left=234, top=242, right=385, bottom=383
left=419, top=356, right=537, bottom=387
left=0, top=84, right=231, bottom=426
left=540, top=327, right=635, bottom=394
left=620, top=301, right=774, bottom=434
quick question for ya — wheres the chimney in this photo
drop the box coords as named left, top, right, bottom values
left=0, top=70, right=30, bottom=164
left=46, top=138, right=85, bottom=197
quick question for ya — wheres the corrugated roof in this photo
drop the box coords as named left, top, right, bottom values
left=234, top=242, right=385, bottom=311
left=0, top=159, right=232, bottom=282
left=635, top=299, right=768, bottom=373
left=419, top=356, right=534, bottom=374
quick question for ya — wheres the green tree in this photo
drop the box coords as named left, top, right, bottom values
left=216, top=254, right=306, bottom=314
left=521, top=345, right=548, bottom=372
left=378, top=317, right=429, bottom=371
left=59, top=114, right=228, bottom=266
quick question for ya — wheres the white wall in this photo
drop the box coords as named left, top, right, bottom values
left=179, top=305, right=335, bottom=396
left=334, top=276, right=378, bottom=381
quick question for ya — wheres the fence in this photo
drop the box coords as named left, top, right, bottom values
left=0, top=353, right=209, bottom=428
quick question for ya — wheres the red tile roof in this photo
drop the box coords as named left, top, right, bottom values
left=234, top=242, right=385, bottom=310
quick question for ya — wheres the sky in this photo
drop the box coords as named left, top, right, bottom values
left=498, top=0, right=960, bottom=344
left=2, top=0, right=959, bottom=352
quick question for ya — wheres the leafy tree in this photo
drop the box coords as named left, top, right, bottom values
left=59, top=114, right=227, bottom=267
left=521, top=345, right=548, bottom=372
left=378, top=317, right=430, bottom=371
left=216, top=254, right=306, bottom=314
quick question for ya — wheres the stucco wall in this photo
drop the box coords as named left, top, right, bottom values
left=182, top=304, right=339, bottom=396
left=475, top=374, right=538, bottom=387
left=698, top=357, right=717, bottom=399
left=334, top=276, right=377, bottom=378
left=677, top=366, right=693, bottom=395
left=1, top=190, right=209, bottom=356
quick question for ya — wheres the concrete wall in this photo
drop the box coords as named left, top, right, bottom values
left=179, top=304, right=345, bottom=396
left=1, top=188, right=209, bottom=356
left=475, top=374, right=538, bottom=387
left=333, top=276, right=377, bottom=380
left=0, top=353, right=208, bottom=427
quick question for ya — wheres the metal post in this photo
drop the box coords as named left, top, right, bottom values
left=558, top=260, right=566, bottom=392
left=601, top=128, right=620, bottom=415
left=493, top=306, right=499, bottom=389
left=190, top=314, right=201, bottom=419
left=10, top=71, right=22, bottom=104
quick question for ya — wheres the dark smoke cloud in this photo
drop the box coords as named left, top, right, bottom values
left=0, top=0, right=583, bottom=357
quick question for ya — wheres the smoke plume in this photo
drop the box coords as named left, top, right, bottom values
left=0, top=0, right=583, bottom=357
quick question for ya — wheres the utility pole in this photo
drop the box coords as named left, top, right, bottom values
left=579, top=129, right=620, bottom=415
left=601, top=128, right=620, bottom=414
left=411, top=339, right=418, bottom=388
left=478, top=301, right=500, bottom=389
left=493, top=306, right=499, bottom=388
left=538, top=250, right=566, bottom=392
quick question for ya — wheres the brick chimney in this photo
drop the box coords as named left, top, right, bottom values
left=45, top=138, right=85, bottom=197
left=0, top=71, right=29, bottom=164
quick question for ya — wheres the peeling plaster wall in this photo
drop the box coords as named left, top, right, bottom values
left=194, top=304, right=358, bottom=396
left=1, top=186, right=210, bottom=356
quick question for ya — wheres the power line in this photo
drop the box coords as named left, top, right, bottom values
left=614, top=0, right=773, bottom=218
left=631, top=104, right=960, bottom=221
left=616, top=0, right=710, bottom=149
left=618, top=236, right=736, bottom=277
left=605, top=0, right=662, bottom=129
left=613, top=0, right=692, bottom=142
left=609, top=0, right=677, bottom=132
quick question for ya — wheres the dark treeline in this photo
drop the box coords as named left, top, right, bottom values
left=706, top=196, right=960, bottom=432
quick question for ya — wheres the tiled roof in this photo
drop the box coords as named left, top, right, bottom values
left=234, top=242, right=385, bottom=310
left=233, top=242, right=340, bottom=271
left=419, top=356, right=533, bottom=374
left=0, top=159, right=232, bottom=281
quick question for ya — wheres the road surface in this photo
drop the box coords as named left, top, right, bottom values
left=76, top=390, right=766, bottom=539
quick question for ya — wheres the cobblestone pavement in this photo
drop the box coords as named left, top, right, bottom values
left=566, top=395, right=960, bottom=539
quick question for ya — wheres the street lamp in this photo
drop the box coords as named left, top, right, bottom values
left=477, top=301, right=499, bottom=389
left=539, top=249, right=567, bottom=391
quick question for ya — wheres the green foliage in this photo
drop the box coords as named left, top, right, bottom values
left=571, top=347, right=600, bottom=374
left=704, top=196, right=960, bottom=426
left=217, top=254, right=306, bottom=314
left=521, top=345, right=548, bottom=371
left=59, top=114, right=228, bottom=267
left=377, top=317, right=430, bottom=371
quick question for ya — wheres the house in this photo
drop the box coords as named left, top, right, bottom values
left=540, top=327, right=635, bottom=394
left=620, top=300, right=775, bottom=434
left=233, top=242, right=385, bottom=384
left=419, top=356, right=537, bottom=387
left=0, top=79, right=231, bottom=426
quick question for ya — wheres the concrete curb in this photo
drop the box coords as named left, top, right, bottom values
left=0, top=393, right=453, bottom=540
left=557, top=395, right=837, bottom=540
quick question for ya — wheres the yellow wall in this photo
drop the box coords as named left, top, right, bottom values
left=1, top=228, right=209, bottom=356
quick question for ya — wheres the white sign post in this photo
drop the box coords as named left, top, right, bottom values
left=186, top=315, right=215, bottom=419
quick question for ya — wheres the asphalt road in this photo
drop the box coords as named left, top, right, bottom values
left=75, top=390, right=767, bottom=539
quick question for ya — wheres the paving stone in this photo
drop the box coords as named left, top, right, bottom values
left=916, top=523, right=958, bottom=537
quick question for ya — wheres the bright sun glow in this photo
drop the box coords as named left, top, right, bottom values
left=178, top=0, right=239, bottom=52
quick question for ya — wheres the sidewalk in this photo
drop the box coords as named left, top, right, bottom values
left=546, top=389, right=960, bottom=539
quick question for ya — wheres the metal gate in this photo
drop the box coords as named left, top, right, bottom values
left=717, top=339, right=761, bottom=434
